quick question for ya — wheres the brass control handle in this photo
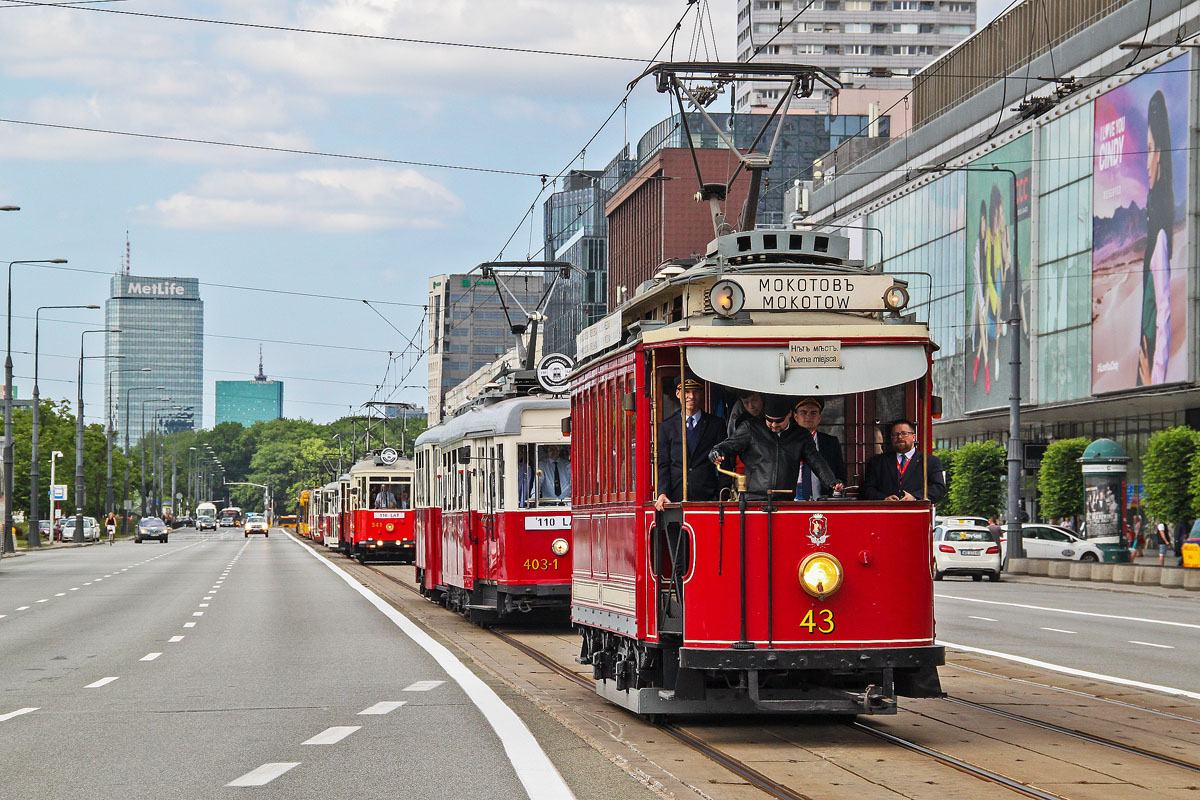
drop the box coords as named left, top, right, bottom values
left=714, top=463, right=748, bottom=494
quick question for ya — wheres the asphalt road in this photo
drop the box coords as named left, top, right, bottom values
left=934, top=577, right=1200, bottom=694
left=0, top=528, right=552, bottom=799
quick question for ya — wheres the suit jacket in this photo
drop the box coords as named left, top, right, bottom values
left=657, top=410, right=724, bottom=502
left=801, top=430, right=846, bottom=486
left=861, top=450, right=947, bottom=503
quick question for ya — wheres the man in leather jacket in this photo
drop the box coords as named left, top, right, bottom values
left=709, top=396, right=843, bottom=501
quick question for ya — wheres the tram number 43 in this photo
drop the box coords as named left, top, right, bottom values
left=799, top=608, right=835, bottom=634
left=523, top=558, right=560, bottom=571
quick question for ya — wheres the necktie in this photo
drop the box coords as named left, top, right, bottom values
left=552, top=462, right=561, bottom=497
left=686, top=415, right=698, bottom=451
left=797, top=463, right=812, bottom=500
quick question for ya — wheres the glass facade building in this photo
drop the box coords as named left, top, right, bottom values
left=215, top=379, right=283, bottom=426
left=105, top=274, right=203, bottom=443
left=807, top=0, right=1200, bottom=512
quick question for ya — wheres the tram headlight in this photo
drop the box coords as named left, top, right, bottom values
left=385, top=523, right=395, bottom=532
left=798, top=553, right=843, bottom=600
left=551, top=538, right=570, bottom=556
left=883, top=285, right=910, bottom=311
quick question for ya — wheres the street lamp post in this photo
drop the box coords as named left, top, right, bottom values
left=106, top=367, right=151, bottom=519
left=27, top=302, right=100, bottom=547
left=74, top=328, right=119, bottom=543
left=152, top=406, right=182, bottom=516
left=140, top=397, right=171, bottom=516
left=3, top=258, right=68, bottom=553
left=123, top=387, right=165, bottom=537
left=49, top=449, right=62, bottom=534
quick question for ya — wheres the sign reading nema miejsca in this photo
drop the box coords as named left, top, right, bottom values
left=112, top=275, right=200, bottom=301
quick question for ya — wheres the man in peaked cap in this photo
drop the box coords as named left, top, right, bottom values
left=792, top=396, right=846, bottom=500
left=655, top=375, right=725, bottom=511
left=710, top=395, right=843, bottom=502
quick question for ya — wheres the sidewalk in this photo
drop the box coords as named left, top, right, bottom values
left=0, top=539, right=103, bottom=558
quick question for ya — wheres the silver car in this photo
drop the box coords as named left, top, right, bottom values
left=135, top=517, right=169, bottom=544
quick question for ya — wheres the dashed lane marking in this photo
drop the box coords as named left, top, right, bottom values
left=302, top=726, right=360, bottom=745
left=85, top=677, right=119, bottom=688
left=226, top=763, right=300, bottom=787
left=1130, top=640, right=1174, bottom=649
left=967, top=616, right=997, bottom=622
left=402, top=680, right=445, bottom=692
left=1041, top=627, right=1077, bottom=634
left=54, top=593, right=65, bottom=597
left=168, top=636, right=184, bottom=643
left=140, top=653, right=162, bottom=662
left=192, top=612, right=204, bottom=617
left=359, top=701, right=407, bottom=715
left=0, top=707, right=38, bottom=722
left=15, top=606, right=29, bottom=611
left=183, top=622, right=196, bottom=628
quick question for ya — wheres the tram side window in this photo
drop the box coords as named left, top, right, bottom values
left=493, top=445, right=504, bottom=510
left=536, top=443, right=571, bottom=506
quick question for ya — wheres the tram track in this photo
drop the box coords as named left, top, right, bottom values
left=353, top=559, right=1182, bottom=800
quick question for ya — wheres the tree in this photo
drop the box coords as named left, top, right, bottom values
left=946, top=441, right=1005, bottom=518
left=1144, top=427, right=1199, bottom=524
left=1037, top=438, right=1089, bottom=524
left=932, top=447, right=957, bottom=515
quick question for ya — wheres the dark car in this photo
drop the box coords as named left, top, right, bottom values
left=135, top=517, right=169, bottom=544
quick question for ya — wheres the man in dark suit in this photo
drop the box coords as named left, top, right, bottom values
left=792, top=396, right=845, bottom=500
left=861, top=418, right=947, bottom=503
left=655, top=376, right=725, bottom=510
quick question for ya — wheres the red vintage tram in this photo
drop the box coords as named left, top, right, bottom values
left=569, top=228, right=944, bottom=716
left=414, top=395, right=573, bottom=622
left=345, top=449, right=416, bottom=563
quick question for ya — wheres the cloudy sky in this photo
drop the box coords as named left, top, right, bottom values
left=0, top=0, right=1014, bottom=426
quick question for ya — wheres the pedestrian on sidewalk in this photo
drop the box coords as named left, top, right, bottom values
left=1156, top=521, right=1172, bottom=566
left=986, top=517, right=1003, bottom=545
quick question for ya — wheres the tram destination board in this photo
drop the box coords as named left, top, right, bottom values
left=717, top=273, right=897, bottom=312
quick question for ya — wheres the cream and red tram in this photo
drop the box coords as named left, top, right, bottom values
left=415, top=395, right=573, bottom=621
left=345, top=449, right=416, bottom=563
left=570, top=229, right=944, bottom=716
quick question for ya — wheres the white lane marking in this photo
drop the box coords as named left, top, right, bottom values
left=83, top=582, right=91, bottom=586
left=0, top=707, right=38, bottom=722
left=1130, top=640, right=1175, bottom=649
left=1041, top=627, right=1077, bottom=634
left=85, top=677, right=119, bottom=688
left=36, top=599, right=48, bottom=603
left=287, top=532, right=576, bottom=800
left=168, top=636, right=184, bottom=643
left=183, top=622, right=196, bottom=628
left=941, top=640, right=1200, bottom=701
left=0, top=614, right=6, bottom=619
left=140, top=653, right=162, bottom=661
left=54, top=593, right=65, bottom=597
left=203, top=596, right=213, bottom=600
left=937, top=594, right=1200, bottom=630
left=199, top=603, right=209, bottom=608
left=15, top=606, right=29, bottom=611
left=403, top=680, right=444, bottom=692
left=302, top=726, right=361, bottom=745
left=69, top=587, right=79, bottom=591
left=967, top=615, right=997, bottom=622
left=226, top=763, right=300, bottom=787
left=359, top=701, right=407, bottom=715
left=192, top=612, right=204, bottom=617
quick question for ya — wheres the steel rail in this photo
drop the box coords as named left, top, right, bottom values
left=944, top=696, right=1200, bottom=773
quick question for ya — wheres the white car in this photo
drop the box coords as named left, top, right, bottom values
left=933, top=524, right=1002, bottom=582
left=1016, top=524, right=1111, bottom=562
left=58, top=516, right=101, bottom=541
left=935, top=515, right=990, bottom=529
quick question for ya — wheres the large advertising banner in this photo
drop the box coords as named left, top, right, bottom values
left=1092, top=53, right=1190, bottom=393
left=965, top=135, right=1032, bottom=412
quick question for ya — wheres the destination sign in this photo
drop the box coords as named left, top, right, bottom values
left=525, top=515, right=571, bottom=531
left=719, top=274, right=897, bottom=312
left=786, top=340, right=842, bottom=369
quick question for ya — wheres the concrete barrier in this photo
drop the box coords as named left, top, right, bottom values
left=1091, top=563, right=1115, bottom=581
left=1134, top=565, right=1162, bottom=585
left=1068, top=562, right=1092, bottom=580
left=1183, top=570, right=1200, bottom=591
left=1026, top=559, right=1050, bottom=577
left=1006, top=558, right=1029, bottom=575
left=1160, top=568, right=1185, bottom=588
left=1111, top=563, right=1137, bottom=584
left=1048, top=561, right=1073, bottom=579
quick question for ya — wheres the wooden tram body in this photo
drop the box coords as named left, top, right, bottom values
left=570, top=229, right=944, bottom=716
left=414, top=396, right=573, bottom=621
left=317, top=479, right=346, bottom=550
left=344, top=453, right=417, bottom=563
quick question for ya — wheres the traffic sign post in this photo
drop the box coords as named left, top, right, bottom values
left=50, top=484, right=67, bottom=501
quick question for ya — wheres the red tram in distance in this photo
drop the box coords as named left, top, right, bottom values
left=415, top=395, right=572, bottom=622
left=344, top=449, right=417, bottom=563
left=569, top=228, right=944, bottom=716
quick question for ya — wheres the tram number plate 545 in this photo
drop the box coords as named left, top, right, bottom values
left=800, top=608, right=835, bottom=634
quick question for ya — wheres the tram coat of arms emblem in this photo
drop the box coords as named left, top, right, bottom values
left=808, top=513, right=829, bottom=546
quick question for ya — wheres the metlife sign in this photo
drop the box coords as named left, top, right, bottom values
left=114, top=275, right=200, bottom=301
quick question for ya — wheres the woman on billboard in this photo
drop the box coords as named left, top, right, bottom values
left=1139, top=89, right=1173, bottom=386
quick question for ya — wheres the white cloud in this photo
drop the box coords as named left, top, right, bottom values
left=138, top=166, right=464, bottom=231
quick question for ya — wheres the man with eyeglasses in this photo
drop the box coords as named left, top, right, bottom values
left=861, top=419, right=946, bottom=503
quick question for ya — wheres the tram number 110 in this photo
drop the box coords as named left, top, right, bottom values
left=799, top=608, right=835, bottom=634
left=523, top=558, right=560, bottom=571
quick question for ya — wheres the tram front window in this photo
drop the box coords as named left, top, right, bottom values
left=371, top=480, right=411, bottom=509
left=517, top=443, right=571, bottom=507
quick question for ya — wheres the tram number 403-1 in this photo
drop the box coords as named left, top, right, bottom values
left=799, top=608, right=835, bottom=634
left=523, top=558, right=560, bottom=571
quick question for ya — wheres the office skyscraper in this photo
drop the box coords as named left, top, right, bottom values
left=215, top=351, right=283, bottom=426
left=105, top=273, right=203, bottom=442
